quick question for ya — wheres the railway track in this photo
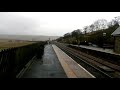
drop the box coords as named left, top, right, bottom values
left=53, top=42, right=120, bottom=78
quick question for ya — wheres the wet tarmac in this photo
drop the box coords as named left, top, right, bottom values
left=21, top=44, right=67, bottom=78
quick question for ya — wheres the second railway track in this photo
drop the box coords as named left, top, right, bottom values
left=52, top=42, right=120, bottom=78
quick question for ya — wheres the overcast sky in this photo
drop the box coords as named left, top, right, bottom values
left=0, top=12, right=120, bottom=36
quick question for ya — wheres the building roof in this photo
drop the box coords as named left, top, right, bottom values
left=111, top=27, right=120, bottom=36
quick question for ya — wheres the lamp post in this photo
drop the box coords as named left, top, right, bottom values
left=103, top=33, right=106, bottom=49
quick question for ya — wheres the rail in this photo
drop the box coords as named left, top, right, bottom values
left=52, top=41, right=120, bottom=78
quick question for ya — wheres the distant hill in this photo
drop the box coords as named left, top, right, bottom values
left=0, top=34, right=60, bottom=41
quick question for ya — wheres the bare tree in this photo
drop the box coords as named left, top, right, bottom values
left=108, top=16, right=120, bottom=27
left=71, top=29, right=82, bottom=44
left=64, top=33, right=71, bottom=38
left=114, top=16, right=120, bottom=24
left=83, top=26, right=89, bottom=34
left=89, top=24, right=95, bottom=32
left=71, top=29, right=82, bottom=37
left=93, top=19, right=108, bottom=31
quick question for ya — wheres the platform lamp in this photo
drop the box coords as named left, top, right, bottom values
left=103, top=32, right=106, bottom=49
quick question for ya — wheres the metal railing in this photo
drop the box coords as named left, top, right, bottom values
left=0, top=41, right=46, bottom=78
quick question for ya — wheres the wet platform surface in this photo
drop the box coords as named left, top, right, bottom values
left=21, top=44, right=67, bottom=78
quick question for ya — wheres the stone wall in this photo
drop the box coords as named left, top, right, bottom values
left=115, top=36, right=120, bottom=53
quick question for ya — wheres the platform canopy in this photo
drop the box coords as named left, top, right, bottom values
left=111, top=27, right=120, bottom=36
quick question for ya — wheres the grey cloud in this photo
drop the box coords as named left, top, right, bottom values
left=0, top=13, right=38, bottom=35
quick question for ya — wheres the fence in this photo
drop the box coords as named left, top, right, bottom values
left=0, top=41, right=46, bottom=78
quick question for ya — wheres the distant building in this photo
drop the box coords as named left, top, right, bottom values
left=111, top=27, right=120, bottom=53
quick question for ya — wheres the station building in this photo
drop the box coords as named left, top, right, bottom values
left=112, top=27, right=120, bottom=53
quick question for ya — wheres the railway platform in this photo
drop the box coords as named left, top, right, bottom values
left=21, top=44, right=67, bottom=78
left=20, top=44, right=94, bottom=78
left=79, top=45, right=120, bottom=56
left=52, top=45, right=95, bottom=78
